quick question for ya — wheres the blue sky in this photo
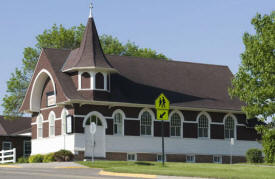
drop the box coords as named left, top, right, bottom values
left=0, top=0, right=274, bottom=114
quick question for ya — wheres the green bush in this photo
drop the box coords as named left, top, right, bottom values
left=29, top=154, right=44, bottom=163
left=54, top=150, right=74, bottom=162
left=246, top=148, right=263, bottom=163
left=43, top=153, right=55, bottom=163
left=17, top=157, right=29, bottom=163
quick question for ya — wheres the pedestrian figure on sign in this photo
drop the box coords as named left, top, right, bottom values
left=162, top=97, right=166, bottom=108
left=159, top=98, right=162, bottom=108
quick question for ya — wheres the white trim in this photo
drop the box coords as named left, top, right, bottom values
left=169, top=110, right=183, bottom=138
left=139, top=108, right=155, bottom=136
left=82, top=111, right=108, bottom=129
left=48, top=111, right=56, bottom=137
left=112, top=109, right=125, bottom=136
left=78, top=71, right=82, bottom=90
left=36, top=114, right=43, bottom=139
left=196, top=111, right=211, bottom=139
left=223, top=113, right=238, bottom=140
left=62, top=67, right=118, bottom=73
left=40, top=105, right=58, bottom=111
left=90, top=72, right=95, bottom=89
left=183, top=120, right=197, bottom=123
left=20, top=51, right=43, bottom=112
left=30, top=69, right=56, bottom=112
left=127, top=153, right=137, bottom=161
left=59, top=99, right=244, bottom=114
left=61, top=108, right=69, bottom=135
left=211, top=122, right=224, bottom=125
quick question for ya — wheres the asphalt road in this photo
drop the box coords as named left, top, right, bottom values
left=0, top=167, right=137, bottom=179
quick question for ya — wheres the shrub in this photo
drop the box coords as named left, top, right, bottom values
left=54, top=150, right=74, bottom=162
left=43, top=153, right=55, bottom=163
left=29, top=154, right=44, bottom=163
left=18, top=157, right=29, bottom=163
left=246, top=148, right=263, bottom=163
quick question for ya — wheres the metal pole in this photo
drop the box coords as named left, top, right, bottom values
left=161, top=120, right=165, bottom=167
left=92, top=134, right=94, bottom=163
left=230, top=144, right=232, bottom=164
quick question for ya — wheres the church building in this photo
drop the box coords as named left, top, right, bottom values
left=20, top=6, right=262, bottom=163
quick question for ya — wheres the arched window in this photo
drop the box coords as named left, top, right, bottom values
left=81, top=72, right=91, bottom=89
left=48, top=111, right=55, bottom=137
left=37, top=114, right=43, bottom=139
left=114, top=113, right=123, bottom=135
left=95, top=72, right=104, bottom=89
left=198, top=114, right=209, bottom=138
left=140, top=111, right=152, bottom=136
left=61, top=109, right=69, bottom=135
left=85, top=115, right=102, bottom=126
left=224, top=116, right=235, bottom=139
left=170, top=113, right=181, bottom=137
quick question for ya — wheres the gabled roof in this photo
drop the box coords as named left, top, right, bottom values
left=62, top=17, right=114, bottom=72
left=0, top=116, right=31, bottom=135
left=36, top=48, right=245, bottom=112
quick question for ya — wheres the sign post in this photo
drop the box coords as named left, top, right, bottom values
left=155, top=93, right=170, bottom=167
left=230, top=138, right=234, bottom=164
left=90, top=122, right=96, bottom=163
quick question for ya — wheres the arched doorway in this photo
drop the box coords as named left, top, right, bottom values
left=83, top=111, right=107, bottom=158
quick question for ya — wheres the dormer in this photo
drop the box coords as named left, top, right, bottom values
left=62, top=10, right=116, bottom=93
left=78, top=70, right=110, bottom=91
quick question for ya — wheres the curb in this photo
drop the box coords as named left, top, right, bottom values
left=54, top=166, right=88, bottom=169
left=99, top=170, right=157, bottom=178
left=0, top=165, right=22, bottom=168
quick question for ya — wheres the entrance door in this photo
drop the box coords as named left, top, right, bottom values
left=84, top=115, right=106, bottom=158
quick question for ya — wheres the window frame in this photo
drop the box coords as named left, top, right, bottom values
left=112, top=109, right=125, bottom=136
left=169, top=110, right=183, bottom=138
left=95, top=72, right=105, bottom=90
left=196, top=112, right=211, bottom=139
left=139, top=109, right=154, bottom=136
left=186, top=154, right=196, bottom=163
left=223, top=114, right=237, bottom=140
left=213, top=155, right=222, bottom=164
left=37, top=114, right=43, bottom=139
left=2, top=141, right=12, bottom=151
left=80, top=72, right=91, bottom=90
left=127, top=153, right=137, bottom=161
left=23, top=140, right=31, bottom=157
left=48, top=111, right=56, bottom=137
left=61, top=108, right=69, bottom=135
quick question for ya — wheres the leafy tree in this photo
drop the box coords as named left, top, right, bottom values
left=2, top=24, right=167, bottom=117
left=229, top=11, right=275, bottom=122
left=229, top=11, right=275, bottom=163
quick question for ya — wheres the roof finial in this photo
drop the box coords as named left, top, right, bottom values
left=89, top=2, right=93, bottom=18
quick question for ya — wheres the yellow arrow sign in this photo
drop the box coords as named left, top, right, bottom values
left=157, top=109, right=169, bottom=121
left=155, top=93, right=170, bottom=110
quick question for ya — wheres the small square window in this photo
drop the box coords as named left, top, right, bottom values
left=157, top=154, right=166, bottom=162
left=186, top=155, right=195, bottom=163
left=213, top=155, right=222, bottom=164
left=127, top=153, right=136, bottom=161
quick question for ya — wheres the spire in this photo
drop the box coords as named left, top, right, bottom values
left=62, top=10, right=115, bottom=72
left=89, top=2, right=93, bottom=18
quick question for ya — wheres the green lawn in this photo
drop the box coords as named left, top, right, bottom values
left=78, top=160, right=275, bottom=179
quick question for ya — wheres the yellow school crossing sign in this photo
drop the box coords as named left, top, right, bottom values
left=155, top=93, right=170, bottom=120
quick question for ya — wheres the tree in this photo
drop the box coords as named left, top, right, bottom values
left=229, top=11, right=275, bottom=122
left=2, top=24, right=167, bottom=117
left=229, top=11, right=275, bottom=163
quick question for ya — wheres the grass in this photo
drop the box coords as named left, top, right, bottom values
left=78, top=160, right=275, bottom=179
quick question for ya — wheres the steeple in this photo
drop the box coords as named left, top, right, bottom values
left=62, top=3, right=115, bottom=72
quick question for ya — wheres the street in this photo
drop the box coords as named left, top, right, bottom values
left=0, top=167, right=136, bottom=179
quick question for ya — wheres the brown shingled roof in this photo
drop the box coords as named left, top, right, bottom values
left=62, top=17, right=114, bottom=72
left=39, top=47, right=244, bottom=111
left=0, top=116, right=31, bottom=135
